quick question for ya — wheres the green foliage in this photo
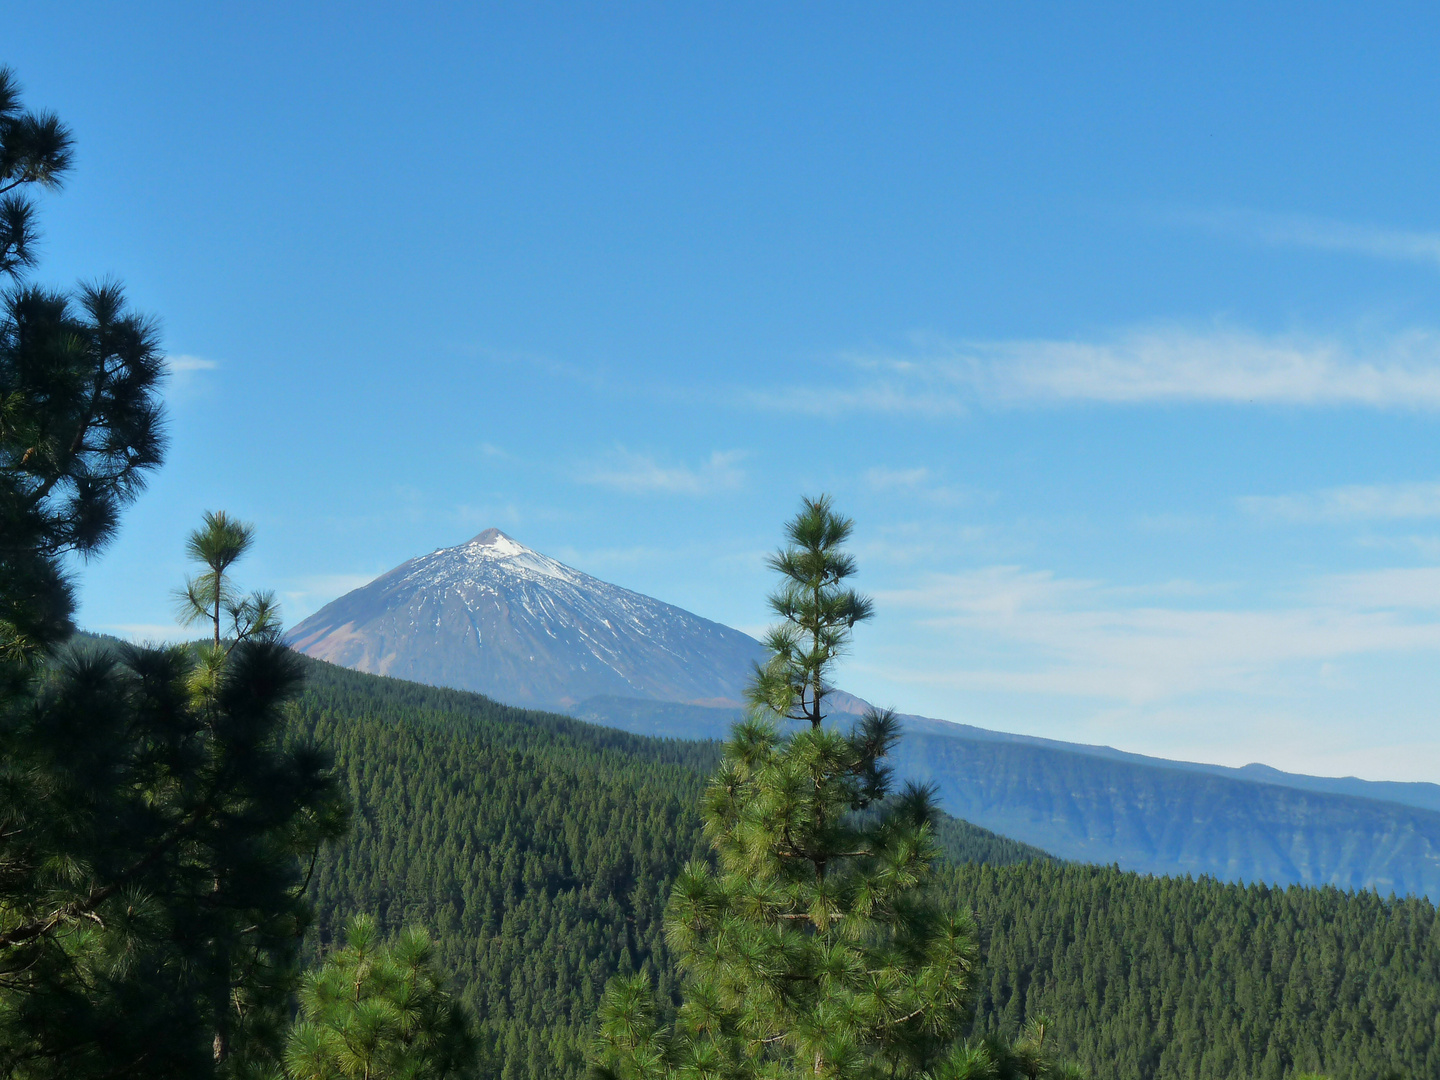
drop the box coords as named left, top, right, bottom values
left=0, top=280, right=166, bottom=664
left=289, top=662, right=718, bottom=1080
left=285, top=654, right=1436, bottom=1080
left=590, top=497, right=1076, bottom=1080
left=0, top=65, right=73, bottom=280
left=281, top=914, right=475, bottom=1080
left=178, top=510, right=279, bottom=650
left=0, top=68, right=163, bottom=668
left=0, top=638, right=349, bottom=1078
left=947, top=860, right=1440, bottom=1080
left=750, top=494, right=873, bottom=725
left=177, top=510, right=281, bottom=703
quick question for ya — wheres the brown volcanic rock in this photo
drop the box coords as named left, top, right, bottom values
left=286, top=529, right=766, bottom=709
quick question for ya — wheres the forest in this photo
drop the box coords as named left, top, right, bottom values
left=290, top=658, right=1439, bottom=1080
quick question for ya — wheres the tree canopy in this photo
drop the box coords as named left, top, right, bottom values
left=0, top=66, right=164, bottom=668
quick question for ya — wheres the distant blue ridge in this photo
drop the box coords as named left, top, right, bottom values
left=894, top=711, right=1440, bottom=815
left=570, top=695, right=1440, bottom=899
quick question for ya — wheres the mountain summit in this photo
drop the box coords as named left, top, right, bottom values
left=286, top=529, right=766, bottom=709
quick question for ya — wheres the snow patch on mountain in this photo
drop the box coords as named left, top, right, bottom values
left=287, top=529, right=767, bottom=710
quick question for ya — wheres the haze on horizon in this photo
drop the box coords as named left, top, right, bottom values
left=13, top=5, right=1440, bottom=782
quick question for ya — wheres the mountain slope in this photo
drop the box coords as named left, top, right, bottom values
left=896, top=712, right=1440, bottom=815
left=892, top=732, right=1440, bottom=898
left=287, top=529, right=765, bottom=708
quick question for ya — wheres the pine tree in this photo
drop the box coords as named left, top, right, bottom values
left=0, top=64, right=353, bottom=1074
left=281, top=914, right=476, bottom=1080
left=0, top=627, right=351, bottom=1077
left=179, top=510, right=279, bottom=649
left=0, top=65, right=72, bottom=281
left=0, top=66, right=165, bottom=672
left=0, top=510, right=351, bottom=1076
left=590, top=496, right=1080, bottom=1080
left=177, top=509, right=281, bottom=701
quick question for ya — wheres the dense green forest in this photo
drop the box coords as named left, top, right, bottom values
left=289, top=658, right=1438, bottom=1080
left=953, top=862, right=1439, bottom=1080
left=290, top=660, right=1049, bottom=1079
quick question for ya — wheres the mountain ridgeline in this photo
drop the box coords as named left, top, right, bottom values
left=291, top=529, right=1440, bottom=900
left=288, top=658, right=1438, bottom=1080
left=572, top=701, right=1440, bottom=901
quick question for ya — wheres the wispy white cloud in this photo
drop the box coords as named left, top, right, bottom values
left=859, top=468, right=978, bottom=509
left=1312, top=567, right=1440, bottom=611
left=1357, top=533, right=1440, bottom=560
left=284, top=573, right=377, bottom=600
left=1241, top=481, right=1440, bottom=522
left=164, top=355, right=222, bottom=403
left=1178, top=207, right=1440, bottom=268
left=166, top=354, right=220, bottom=373
left=746, top=326, right=1440, bottom=416
left=863, top=466, right=930, bottom=490
left=872, top=565, right=1440, bottom=704
left=280, top=573, right=381, bottom=622
left=745, top=379, right=970, bottom=419
left=964, top=328, right=1440, bottom=406
left=579, top=448, right=746, bottom=496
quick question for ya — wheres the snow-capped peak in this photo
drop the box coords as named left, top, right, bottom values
left=466, top=527, right=529, bottom=558
left=288, top=526, right=766, bottom=710
left=447, top=527, right=577, bottom=583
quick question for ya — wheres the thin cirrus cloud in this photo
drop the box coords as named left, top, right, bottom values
left=166, top=354, right=220, bottom=373
left=868, top=564, right=1440, bottom=705
left=745, top=326, right=1440, bottom=415
left=1176, top=207, right=1440, bottom=269
left=165, top=355, right=221, bottom=398
left=864, top=466, right=930, bottom=490
left=280, top=573, right=383, bottom=624
left=1241, top=481, right=1440, bottom=522
left=1315, top=567, right=1440, bottom=611
left=579, top=448, right=746, bottom=496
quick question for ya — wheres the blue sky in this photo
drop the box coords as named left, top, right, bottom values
left=13, top=4, right=1440, bottom=780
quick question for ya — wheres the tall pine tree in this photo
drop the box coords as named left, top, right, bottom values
left=0, top=66, right=350, bottom=1078
left=591, top=496, right=1079, bottom=1080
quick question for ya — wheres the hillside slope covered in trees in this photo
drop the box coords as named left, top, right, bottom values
left=290, top=658, right=1438, bottom=1080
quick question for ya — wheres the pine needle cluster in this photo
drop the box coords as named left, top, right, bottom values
left=280, top=915, right=475, bottom=1080
left=176, top=510, right=282, bottom=701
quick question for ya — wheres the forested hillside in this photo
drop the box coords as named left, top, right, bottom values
left=952, top=863, right=1439, bottom=1080
left=289, top=660, right=1042, bottom=1079
left=291, top=659, right=1438, bottom=1080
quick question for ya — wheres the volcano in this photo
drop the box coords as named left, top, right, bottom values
left=286, top=528, right=766, bottom=709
